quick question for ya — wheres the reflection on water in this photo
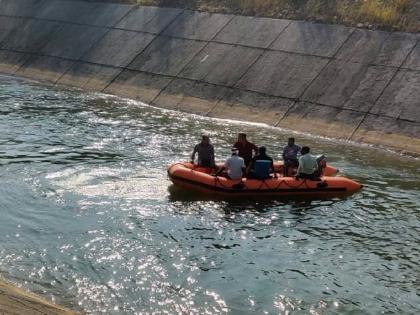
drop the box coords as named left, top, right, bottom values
left=0, top=76, right=419, bottom=314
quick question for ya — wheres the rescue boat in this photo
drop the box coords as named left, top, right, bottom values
left=176, top=161, right=338, bottom=177
left=167, top=162, right=362, bottom=197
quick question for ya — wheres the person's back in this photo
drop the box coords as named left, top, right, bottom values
left=248, top=147, right=275, bottom=179
left=251, top=153, right=273, bottom=168
left=297, top=146, right=318, bottom=179
left=225, top=154, right=245, bottom=180
left=298, top=154, right=318, bottom=174
left=253, top=160, right=272, bottom=179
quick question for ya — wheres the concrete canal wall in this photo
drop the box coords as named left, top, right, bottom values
left=0, top=0, right=419, bottom=156
left=0, top=279, right=74, bottom=314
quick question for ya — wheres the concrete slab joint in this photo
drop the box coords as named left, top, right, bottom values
left=127, top=35, right=206, bottom=76
left=116, top=6, right=183, bottom=34
left=163, top=10, right=233, bottom=41
left=180, top=42, right=264, bottom=87
left=214, top=15, right=290, bottom=48
left=270, top=20, right=354, bottom=57
left=0, top=0, right=419, bottom=156
left=81, top=29, right=156, bottom=68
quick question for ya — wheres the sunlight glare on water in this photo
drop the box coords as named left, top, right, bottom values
left=0, top=76, right=419, bottom=314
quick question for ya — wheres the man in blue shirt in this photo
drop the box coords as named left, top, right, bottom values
left=282, top=137, right=301, bottom=176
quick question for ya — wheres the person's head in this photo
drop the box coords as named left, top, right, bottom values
left=288, top=137, right=295, bottom=146
left=201, top=135, right=210, bottom=145
left=258, top=146, right=266, bottom=155
left=301, top=146, right=310, bottom=155
left=237, top=133, right=247, bottom=143
left=231, top=147, right=239, bottom=156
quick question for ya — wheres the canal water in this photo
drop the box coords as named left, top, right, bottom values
left=0, top=76, right=419, bottom=314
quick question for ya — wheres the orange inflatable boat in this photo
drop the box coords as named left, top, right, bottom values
left=258, top=161, right=337, bottom=177
left=179, top=161, right=338, bottom=176
left=167, top=162, right=362, bottom=197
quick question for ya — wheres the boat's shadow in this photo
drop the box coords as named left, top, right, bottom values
left=167, top=184, right=350, bottom=207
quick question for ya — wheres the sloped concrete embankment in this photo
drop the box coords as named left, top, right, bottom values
left=0, top=279, right=74, bottom=314
left=0, top=0, right=419, bottom=156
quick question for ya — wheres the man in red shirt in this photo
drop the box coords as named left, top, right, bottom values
left=233, top=133, right=258, bottom=167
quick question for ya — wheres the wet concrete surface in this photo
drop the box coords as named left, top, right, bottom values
left=270, top=21, right=353, bottom=57
left=0, top=0, right=419, bottom=157
left=81, top=29, right=155, bottom=67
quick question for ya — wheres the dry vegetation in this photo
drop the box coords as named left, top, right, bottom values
left=135, top=0, right=420, bottom=32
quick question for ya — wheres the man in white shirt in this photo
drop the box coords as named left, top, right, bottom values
left=217, top=147, right=246, bottom=180
left=296, top=146, right=319, bottom=180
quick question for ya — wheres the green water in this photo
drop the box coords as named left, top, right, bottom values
left=0, top=76, right=419, bottom=314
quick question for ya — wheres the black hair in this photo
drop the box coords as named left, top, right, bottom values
left=301, top=146, right=310, bottom=154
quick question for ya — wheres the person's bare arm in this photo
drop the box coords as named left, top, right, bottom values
left=296, top=158, right=303, bottom=175
left=190, top=146, right=197, bottom=164
left=215, top=167, right=224, bottom=176
left=253, top=144, right=258, bottom=156
left=210, top=145, right=215, bottom=167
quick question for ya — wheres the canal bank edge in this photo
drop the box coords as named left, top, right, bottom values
left=0, top=279, right=75, bottom=314
left=0, top=0, right=419, bottom=158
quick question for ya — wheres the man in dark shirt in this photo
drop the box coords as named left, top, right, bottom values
left=233, top=133, right=258, bottom=167
left=282, top=137, right=301, bottom=176
left=247, top=146, right=275, bottom=177
left=191, top=135, right=215, bottom=168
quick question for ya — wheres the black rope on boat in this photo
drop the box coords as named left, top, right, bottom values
left=270, top=177, right=309, bottom=191
left=213, top=175, right=248, bottom=190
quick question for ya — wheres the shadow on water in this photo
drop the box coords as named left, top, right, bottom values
left=167, top=184, right=350, bottom=213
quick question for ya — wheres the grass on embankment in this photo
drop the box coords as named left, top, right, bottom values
left=136, top=0, right=420, bottom=32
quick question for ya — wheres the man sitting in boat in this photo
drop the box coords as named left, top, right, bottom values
left=190, top=135, right=215, bottom=168
left=216, top=147, right=246, bottom=180
left=282, top=137, right=301, bottom=176
left=296, top=146, right=319, bottom=180
left=247, top=146, right=275, bottom=179
left=233, top=133, right=258, bottom=167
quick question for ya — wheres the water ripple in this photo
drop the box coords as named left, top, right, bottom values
left=0, top=76, right=419, bottom=314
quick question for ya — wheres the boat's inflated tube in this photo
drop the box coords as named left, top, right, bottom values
left=168, top=162, right=361, bottom=197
